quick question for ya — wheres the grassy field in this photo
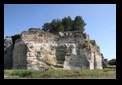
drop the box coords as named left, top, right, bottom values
left=4, top=67, right=116, bottom=79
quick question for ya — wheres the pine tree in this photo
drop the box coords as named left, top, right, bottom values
left=73, top=16, right=86, bottom=33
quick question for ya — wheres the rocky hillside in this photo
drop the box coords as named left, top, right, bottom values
left=4, top=36, right=13, bottom=69
left=4, top=28, right=107, bottom=70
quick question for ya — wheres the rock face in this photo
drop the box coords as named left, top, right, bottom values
left=102, top=59, right=108, bottom=68
left=11, top=29, right=103, bottom=70
left=4, top=36, right=13, bottom=69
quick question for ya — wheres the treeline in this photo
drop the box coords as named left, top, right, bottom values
left=11, top=34, right=21, bottom=48
left=42, top=16, right=86, bottom=33
left=108, top=59, right=116, bottom=65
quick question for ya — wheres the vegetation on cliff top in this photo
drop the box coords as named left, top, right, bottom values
left=28, top=28, right=40, bottom=31
left=11, top=34, right=21, bottom=48
left=42, top=16, right=86, bottom=33
left=6, top=16, right=100, bottom=50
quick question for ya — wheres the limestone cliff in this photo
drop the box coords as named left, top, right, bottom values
left=4, top=36, right=13, bottom=69
left=10, top=29, right=103, bottom=70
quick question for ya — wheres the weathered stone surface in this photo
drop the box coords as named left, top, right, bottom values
left=4, top=37, right=13, bottom=69
left=102, top=59, right=108, bottom=68
left=5, top=29, right=104, bottom=70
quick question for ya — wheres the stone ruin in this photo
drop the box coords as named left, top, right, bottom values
left=4, top=36, right=13, bottom=69
left=102, top=59, right=108, bottom=68
left=4, top=29, right=107, bottom=70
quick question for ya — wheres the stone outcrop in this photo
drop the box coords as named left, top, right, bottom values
left=102, top=59, right=108, bottom=68
left=4, top=36, right=13, bottom=69
left=11, top=29, right=103, bottom=70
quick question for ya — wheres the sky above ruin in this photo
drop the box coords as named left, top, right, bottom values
left=4, top=4, right=116, bottom=60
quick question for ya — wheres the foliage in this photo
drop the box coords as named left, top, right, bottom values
left=11, top=34, right=21, bottom=47
left=83, top=33, right=87, bottom=39
left=89, top=40, right=96, bottom=46
left=29, top=28, right=41, bottom=30
left=108, top=59, right=116, bottom=65
left=96, top=45, right=100, bottom=49
left=72, top=16, right=86, bottom=33
left=62, top=16, right=73, bottom=31
left=82, top=40, right=89, bottom=48
left=12, top=70, right=32, bottom=77
left=4, top=67, right=116, bottom=79
left=42, top=23, right=51, bottom=31
left=85, top=40, right=89, bottom=43
left=42, top=16, right=86, bottom=33
left=74, top=33, right=82, bottom=37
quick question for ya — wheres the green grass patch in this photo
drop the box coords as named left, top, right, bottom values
left=4, top=67, right=116, bottom=79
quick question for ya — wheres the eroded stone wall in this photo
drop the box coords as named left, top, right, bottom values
left=12, top=29, right=103, bottom=70
left=4, top=36, right=13, bottom=69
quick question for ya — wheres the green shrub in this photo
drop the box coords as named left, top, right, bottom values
left=4, top=68, right=116, bottom=79
left=89, top=40, right=96, bottom=46
left=96, top=45, right=100, bottom=49
left=83, top=33, right=87, bottom=39
left=108, top=59, right=116, bottom=65
left=85, top=40, right=89, bottom=43
left=74, top=33, right=82, bottom=37
left=11, top=34, right=21, bottom=48
left=11, top=70, right=33, bottom=77
left=29, top=28, right=40, bottom=31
